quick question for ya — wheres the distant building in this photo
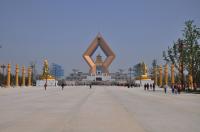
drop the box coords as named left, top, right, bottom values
left=65, top=69, right=128, bottom=84
left=66, top=72, right=88, bottom=81
left=50, top=63, right=64, bottom=79
left=110, top=72, right=128, bottom=81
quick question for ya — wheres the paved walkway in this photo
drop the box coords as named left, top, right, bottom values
left=0, top=86, right=199, bottom=132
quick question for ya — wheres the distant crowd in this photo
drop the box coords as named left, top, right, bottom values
left=143, top=83, right=183, bottom=94
left=144, top=83, right=156, bottom=91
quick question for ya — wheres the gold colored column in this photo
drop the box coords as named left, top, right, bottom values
left=171, top=64, right=175, bottom=85
left=22, top=65, right=25, bottom=86
left=6, top=64, right=11, bottom=87
left=188, top=74, right=193, bottom=90
left=15, top=64, right=19, bottom=86
left=164, top=64, right=168, bottom=86
left=154, top=66, right=158, bottom=85
left=28, top=67, right=32, bottom=86
left=188, top=63, right=193, bottom=90
left=159, top=65, right=162, bottom=87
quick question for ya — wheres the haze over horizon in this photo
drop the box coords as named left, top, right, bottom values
left=0, top=0, right=200, bottom=76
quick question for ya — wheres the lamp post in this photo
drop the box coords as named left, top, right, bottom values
left=139, top=63, right=142, bottom=86
left=6, top=63, right=11, bottom=87
left=1, top=64, right=6, bottom=86
left=154, top=66, right=158, bottom=86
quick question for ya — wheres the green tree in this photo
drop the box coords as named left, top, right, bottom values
left=163, top=20, right=200, bottom=84
left=183, top=20, right=200, bottom=83
left=150, top=59, right=158, bottom=80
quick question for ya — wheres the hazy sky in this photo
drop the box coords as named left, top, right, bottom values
left=0, top=0, right=200, bottom=75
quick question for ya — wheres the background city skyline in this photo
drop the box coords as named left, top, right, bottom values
left=0, top=0, right=200, bottom=76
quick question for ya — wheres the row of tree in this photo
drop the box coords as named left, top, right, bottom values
left=132, top=20, right=200, bottom=88
left=163, top=20, right=200, bottom=85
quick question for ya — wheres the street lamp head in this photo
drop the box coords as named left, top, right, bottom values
left=1, top=64, right=6, bottom=69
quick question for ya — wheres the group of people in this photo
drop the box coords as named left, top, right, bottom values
left=163, top=84, right=182, bottom=94
left=143, top=83, right=182, bottom=94
left=144, top=83, right=156, bottom=91
left=44, top=82, right=65, bottom=91
left=171, top=84, right=182, bottom=94
left=44, top=82, right=93, bottom=91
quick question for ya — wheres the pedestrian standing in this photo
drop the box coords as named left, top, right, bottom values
left=178, top=84, right=181, bottom=94
left=144, top=83, right=146, bottom=90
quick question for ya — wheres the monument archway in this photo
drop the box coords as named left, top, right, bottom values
left=83, top=34, right=115, bottom=76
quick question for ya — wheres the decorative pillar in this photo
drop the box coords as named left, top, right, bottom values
left=28, top=67, right=32, bottom=86
left=188, top=63, right=193, bottom=90
left=159, top=65, right=162, bottom=87
left=188, top=74, right=193, bottom=90
left=15, top=64, right=19, bottom=86
left=164, top=64, right=168, bottom=86
left=22, top=65, right=25, bottom=86
left=6, top=64, right=11, bottom=87
left=171, top=64, right=175, bottom=85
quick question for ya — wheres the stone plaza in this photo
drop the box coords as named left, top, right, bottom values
left=0, top=86, right=199, bottom=132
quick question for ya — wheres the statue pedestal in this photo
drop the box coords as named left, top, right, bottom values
left=36, top=80, right=58, bottom=86
left=135, top=75, right=153, bottom=86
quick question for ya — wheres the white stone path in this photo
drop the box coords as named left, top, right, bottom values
left=0, top=86, right=199, bottom=132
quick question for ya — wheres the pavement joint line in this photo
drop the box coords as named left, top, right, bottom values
left=61, top=88, right=96, bottom=132
left=0, top=87, right=93, bottom=130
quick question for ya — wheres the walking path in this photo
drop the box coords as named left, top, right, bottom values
left=0, top=86, right=199, bottom=132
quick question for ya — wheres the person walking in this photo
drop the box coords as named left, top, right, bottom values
left=171, top=84, right=175, bottom=94
left=153, top=83, right=155, bottom=91
left=177, top=84, right=181, bottom=94
left=150, top=84, right=152, bottom=90
left=61, top=82, right=65, bottom=91
left=164, top=85, right=167, bottom=94
left=44, top=83, right=47, bottom=91
left=89, top=84, right=92, bottom=89
left=174, top=84, right=177, bottom=94
left=147, top=83, right=149, bottom=90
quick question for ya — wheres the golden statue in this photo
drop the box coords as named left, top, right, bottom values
left=142, top=62, right=148, bottom=76
left=135, top=62, right=151, bottom=80
left=40, top=59, right=55, bottom=80
left=43, top=59, right=49, bottom=75
left=140, top=62, right=150, bottom=80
